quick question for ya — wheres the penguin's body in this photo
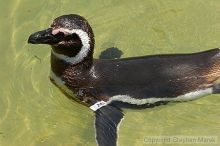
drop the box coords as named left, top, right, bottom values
left=51, top=48, right=220, bottom=107
left=28, top=14, right=220, bottom=146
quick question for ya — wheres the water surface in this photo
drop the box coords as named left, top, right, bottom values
left=0, top=0, right=220, bottom=146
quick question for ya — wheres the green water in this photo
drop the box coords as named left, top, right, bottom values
left=0, top=0, right=220, bottom=146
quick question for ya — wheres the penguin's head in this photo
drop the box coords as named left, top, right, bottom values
left=28, top=14, right=95, bottom=64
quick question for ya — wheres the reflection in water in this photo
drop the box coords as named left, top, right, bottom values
left=99, top=47, right=123, bottom=59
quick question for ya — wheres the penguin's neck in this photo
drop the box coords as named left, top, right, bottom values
left=50, top=50, right=93, bottom=78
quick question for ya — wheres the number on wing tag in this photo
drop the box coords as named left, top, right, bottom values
left=90, top=101, right=107, bottom=111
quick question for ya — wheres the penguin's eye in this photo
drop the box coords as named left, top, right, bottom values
left=65, top=33, right=80, bottom=41
left=54, top=32, right=65, bottom=40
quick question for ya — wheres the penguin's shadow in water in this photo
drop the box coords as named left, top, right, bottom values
left=99, top=47, right=123, bottom=59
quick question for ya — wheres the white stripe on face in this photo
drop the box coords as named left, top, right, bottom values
left=52, top=28, right=90, bottom=64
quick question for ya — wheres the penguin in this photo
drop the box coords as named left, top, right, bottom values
left=28, top=14, right=220, bottom=146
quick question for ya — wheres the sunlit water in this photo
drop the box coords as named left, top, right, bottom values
left=0, top=0, right=220, bottom=146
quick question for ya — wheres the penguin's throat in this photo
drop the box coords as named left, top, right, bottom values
left=50, top=51, right=93, bottom=78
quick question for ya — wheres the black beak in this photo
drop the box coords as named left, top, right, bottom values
left=28, top=28, right=60, bottom=45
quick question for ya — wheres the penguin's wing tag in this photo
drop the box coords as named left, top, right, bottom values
left=90, top=101, right=107, bottom=111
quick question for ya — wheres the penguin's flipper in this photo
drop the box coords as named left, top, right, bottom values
left=94, top=104, right=124, bottom=146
